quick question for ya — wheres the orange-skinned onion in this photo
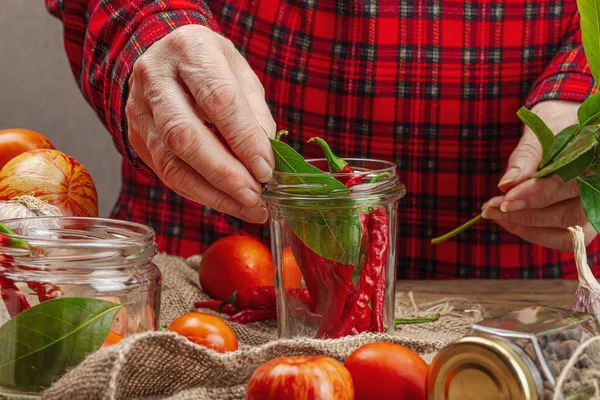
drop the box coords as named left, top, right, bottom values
left=0, top=149, right=98, bottom=217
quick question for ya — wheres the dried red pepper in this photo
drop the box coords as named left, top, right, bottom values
left=288, top=288, right=314, bottom=311
left=290, top=236, right=321, bottom=309
left=229, top=308, right=277, bottom=324
left=353, top=307, right=372, bottom=334
left=369, top=208, right=390, bottom=333
left=0, top=252, right=31, bottom=316
left=27, top=281, right=62, bottom=302
left=371, top=274, right=386, bottom=332
left=221, top=286, right=277, bottom=311
left=333, top=208, right=389, bottom=337
left=315, top=257, right=355, bottom=338
left=194, top=299, right=238, bottom=316
left=0, top=224, right=63, bottom=309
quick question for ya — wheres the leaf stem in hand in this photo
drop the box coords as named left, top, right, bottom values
left=394, top=314, right=440, bottom=325
left=430, top=214, right=483, bottom=244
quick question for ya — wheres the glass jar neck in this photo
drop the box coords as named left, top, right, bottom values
left=0, top=217, right=156, bottom=270
left=263, top=158, right=406, bottom=208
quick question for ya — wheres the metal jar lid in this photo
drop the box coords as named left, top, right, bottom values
left=428, top=335, right=543, bottom=400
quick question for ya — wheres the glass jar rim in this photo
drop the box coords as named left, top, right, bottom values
left=263, top=158, right=406, bottom=203
left=0, top=217, right=156, bottom=268
left=0, top=216, right=155, bottom=247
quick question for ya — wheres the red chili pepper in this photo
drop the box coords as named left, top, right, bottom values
left=222, top=286, right=277, bottom=310
left=369, top=208, right=390, bottom=333
left=27, top=281, right=63, bottom=302
left=344, top=173, right=367, bottom=188
left=288, top=288, right=314, bottom=311
left=194, top=299, right=238, bottom=316
left=0, top=254, right=31, bottom=316
left=0, top=233, right=9, bottom=247
left=341, top=165, right=354, bottom=174
left=352, top=307, right=372, bottom=334
left=229, top=308, right=276, bottom=324
left=315, top=257, right=354, bottom=339
left=333, top=207, right=389, bottom=337
left=371, top=274, right=386, bottom=332
left=290, top=237, right=320, bottom=308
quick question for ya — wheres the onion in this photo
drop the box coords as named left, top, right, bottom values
left=568, top=226, right=600, bottom=320
left=0, top=195, right=63, bottom=235
left=0, top=149, right=98, bottom=217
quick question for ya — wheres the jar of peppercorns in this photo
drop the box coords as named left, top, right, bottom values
left=263, top=158, right=405, bottom=339
left=428, top=306, right=600, bottom=400
left=0, top=217, right=160, bottom=398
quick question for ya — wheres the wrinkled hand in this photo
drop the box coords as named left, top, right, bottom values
left=125, top=25, right=276, bottom=223
left=482, top=100, right=597, bottom=251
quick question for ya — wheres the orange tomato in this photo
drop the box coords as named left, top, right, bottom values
left=0, top=149, right=98, bottom=217
left=247, top=356, right=354, bottom=400
left=282, top=246, right=302, bottom=289
left=199, top=235, right=274, bottom=300
left=344, top=342, right=428, bottom=400
left=167, top=312, right=238, bottom=353
left=0, top=128, right=54, bottom=170
left=102, top=330, right=124, bottom=347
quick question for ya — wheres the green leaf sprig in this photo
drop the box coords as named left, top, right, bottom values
left=432, top=0, right=600, bottom=244
left=269, top=131, right=362, bottom=265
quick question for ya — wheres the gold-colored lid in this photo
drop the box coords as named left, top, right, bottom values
left=428, top=336, right=542, bottom=400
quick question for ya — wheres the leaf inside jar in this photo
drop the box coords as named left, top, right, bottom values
left=269, top=131, right=363, bottom=265
left=0, top=297, right=123, bottom=391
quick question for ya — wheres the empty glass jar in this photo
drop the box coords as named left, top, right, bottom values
left=0, top=217, right=160, bottom=397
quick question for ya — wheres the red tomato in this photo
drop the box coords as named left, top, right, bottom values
left=102, top=330, right=124, bottom=347
left=0, top=149, right=98, bottom=217
left=0, top=129, right=54, bottom=170
left=199, top=235, right=274, bottom=300
left=282, top=246, right=302, bottom=289
left=168, top=312, right=238, bottom=353
left=344, top=342, right=428, bottom=400
left=247, top=356, right=354, bottom=400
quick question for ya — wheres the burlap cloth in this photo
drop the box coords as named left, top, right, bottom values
left=37, top=253, right=485, bottom=400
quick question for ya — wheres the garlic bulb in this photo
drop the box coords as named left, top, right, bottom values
left=0, top=195, right=62, bottom=235
left=568, top=226, right=600, bottom=320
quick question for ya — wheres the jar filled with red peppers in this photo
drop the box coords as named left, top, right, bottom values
left=263, top=158, right=405, bottom=339
left=0, top=217, right=160, bottom=397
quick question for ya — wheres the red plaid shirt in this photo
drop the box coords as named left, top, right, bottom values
left=46, top=0, right=599, bottom=279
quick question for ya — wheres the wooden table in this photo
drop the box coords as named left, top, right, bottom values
left=400, top=280, right=579, bottom=318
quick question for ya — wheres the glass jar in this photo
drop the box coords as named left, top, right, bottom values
left=263, top=159, right=405, bottom=339
left=0, top=217, right=160, bottom=397
left=428, top=306, right=600, bottom=400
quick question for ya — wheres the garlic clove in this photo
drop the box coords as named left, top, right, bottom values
left=568, top=226, right=600, bottom=321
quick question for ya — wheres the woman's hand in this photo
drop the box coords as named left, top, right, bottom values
left=483, top=100, right=597, bottom=251
left=125, top=25, right=276, bottom=223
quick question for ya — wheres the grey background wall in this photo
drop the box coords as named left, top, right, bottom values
left=0, top=1, right=122, bottom=218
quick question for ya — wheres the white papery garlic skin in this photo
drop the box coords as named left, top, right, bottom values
left=568, top=226, right=600, bottom=321
left=0, top=195, right=62, bottom=235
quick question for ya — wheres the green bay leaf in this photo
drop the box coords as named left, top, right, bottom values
left=555, top=148, right=595, bottom=182
left=550, top=124, right=579, bottom=156
left=578, top=0, right=600, bottom=84
left=533, top=129, right=598, bottom=178
left=270, top=139, right=348, bottom=194
left=0, top=297, right=122, bottom=391
left=517, top=106, right=555, bottom=162
left=578, top=175, right=600, bottom=234
left=270, top=136, right=361, bottom=264
left=578, top=91, right=600, bottom=127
